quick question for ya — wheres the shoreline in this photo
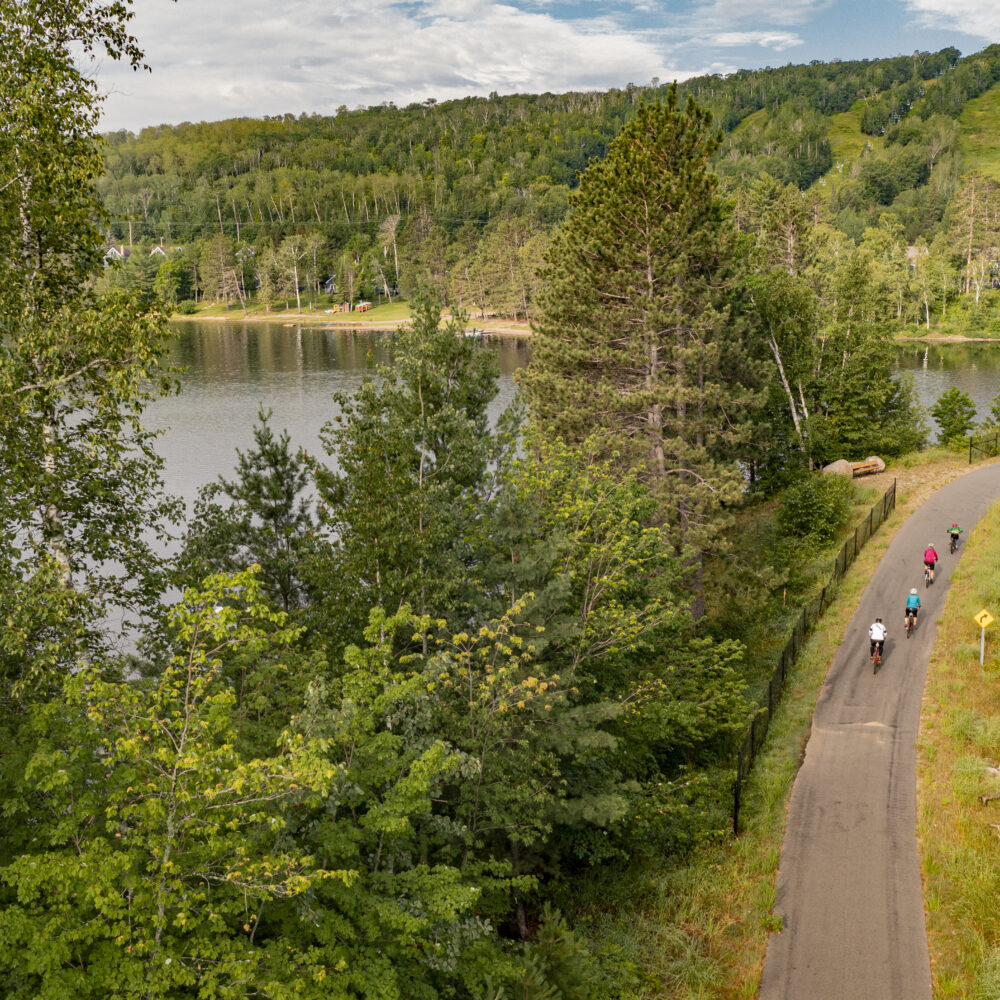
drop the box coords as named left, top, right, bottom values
left=167, top=313, right=1000, bottom=344
left=167, top=311, right=533, bottom=338
left=894, top=333, right=1000, bottom=343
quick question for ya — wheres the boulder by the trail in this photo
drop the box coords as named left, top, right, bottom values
left=823, top=459, right=853, bottom=477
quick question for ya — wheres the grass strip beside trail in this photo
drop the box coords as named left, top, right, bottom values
left=583, top=452, right=996, bottom=999
left=919, top=500, right=1000, bottom=999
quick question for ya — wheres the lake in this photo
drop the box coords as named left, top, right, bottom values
left=148, top=321, right=528, bottom=510
left=894, top=341, right=1000, bottom=438
left=149, top=325, right=1000, bottom=509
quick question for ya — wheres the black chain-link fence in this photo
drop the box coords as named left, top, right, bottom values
left=732, top=478, right=897, bottom=834
left=969, top=431, right=1000, bottom=464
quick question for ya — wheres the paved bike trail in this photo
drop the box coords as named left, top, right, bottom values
left=759, top=463, right=1000, bottom=1000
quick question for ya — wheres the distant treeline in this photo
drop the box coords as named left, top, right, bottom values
left=96, top=44, right=1000, bottom=321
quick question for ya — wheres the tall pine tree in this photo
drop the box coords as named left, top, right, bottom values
left=522, top=88, right=759, bottom=587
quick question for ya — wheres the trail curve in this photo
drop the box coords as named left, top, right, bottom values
left=759, top=462, right=1000, bottom=1000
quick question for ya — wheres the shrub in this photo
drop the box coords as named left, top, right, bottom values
left=175, top=299, right=197, bottom=315
left=778, top=473, right=854, bottom=544
left=931, top=386, right=977, bottom=442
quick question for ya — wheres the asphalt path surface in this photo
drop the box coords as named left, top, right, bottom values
left=759, top=463, right=1000, bottom=1000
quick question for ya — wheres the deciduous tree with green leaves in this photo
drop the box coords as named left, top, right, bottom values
left=0, top=0, right=179, bottom=675
left=464, top=435, right=748, bottom=905
left=0, top=571, right=339, bottom=999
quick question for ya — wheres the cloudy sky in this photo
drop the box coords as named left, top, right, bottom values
left=96, top=0, right=999, bottom=132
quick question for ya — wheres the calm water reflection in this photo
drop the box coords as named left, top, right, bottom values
left=150, top=328, right=1000, bottom=507
left=148, top=321, right=529, bottom=510
left=893, top=341, right=1000, bottom=438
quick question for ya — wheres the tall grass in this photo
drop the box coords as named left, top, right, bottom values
left=919, top=500, right=1000, bottom=998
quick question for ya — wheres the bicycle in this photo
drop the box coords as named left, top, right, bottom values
left=949, top=533, right=959, bottom=554
left=905, top=611, right=916, bottom=638
left=871, top=641, right=883, bottom=672
left=924, top=563, right=934, bottom=587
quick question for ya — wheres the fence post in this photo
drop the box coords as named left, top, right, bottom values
left=971, top=435, right=974, bottom=464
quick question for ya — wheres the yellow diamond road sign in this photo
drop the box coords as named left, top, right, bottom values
left=975, top=609, right=994, bottom=629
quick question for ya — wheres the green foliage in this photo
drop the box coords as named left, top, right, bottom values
left=0, top=291, right=180, bottom=640
left=85, top=45, right=993, bottom=322
left=176, top=406, right=319, bottom=614
left=0, top=0, right=179, bottom=659
left=313, top=286, right=515, bottom=650
left=777, top=474, right=854, bottom=543
left=513, top=905, right=601, bottom=1000
left=474, top=434, right=750, bottom=867
left=268, top=605, right=510, bottom=998
left=525, top=89, right=759, bottom=567
left=0, top=571, right=338, bottom=999
left=716, top=99, right=832, bottom=189
left=814, top=341, right=928, bottom=462
left=932, top=385, right=978, bottom=441
left=742, top=182, right=927, bottom=483
left=152, top=249, right=193, bottom=305
left=11, top=5, right=999, bottom=992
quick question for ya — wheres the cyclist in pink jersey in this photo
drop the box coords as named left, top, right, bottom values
left=923, top=542, right=939, bottom=583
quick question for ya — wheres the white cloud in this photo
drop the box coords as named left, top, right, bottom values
left=94, top=0, right=980, bottom=132
left=901, top=0, right=1000, bottom=39
left=710, top=30, right=803, bottom=50
left=692, top=0, right=831, bottom=29
left=99, top=0, right=680, bottom=130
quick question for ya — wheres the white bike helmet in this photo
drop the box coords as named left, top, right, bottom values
left=910, top=588, right=918, bottom=595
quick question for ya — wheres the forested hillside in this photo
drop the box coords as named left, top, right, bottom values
left=96, top=43, right=1000, bottom=327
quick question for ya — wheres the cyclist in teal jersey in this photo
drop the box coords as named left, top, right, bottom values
left=905, top=588, right=921, bottom=627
